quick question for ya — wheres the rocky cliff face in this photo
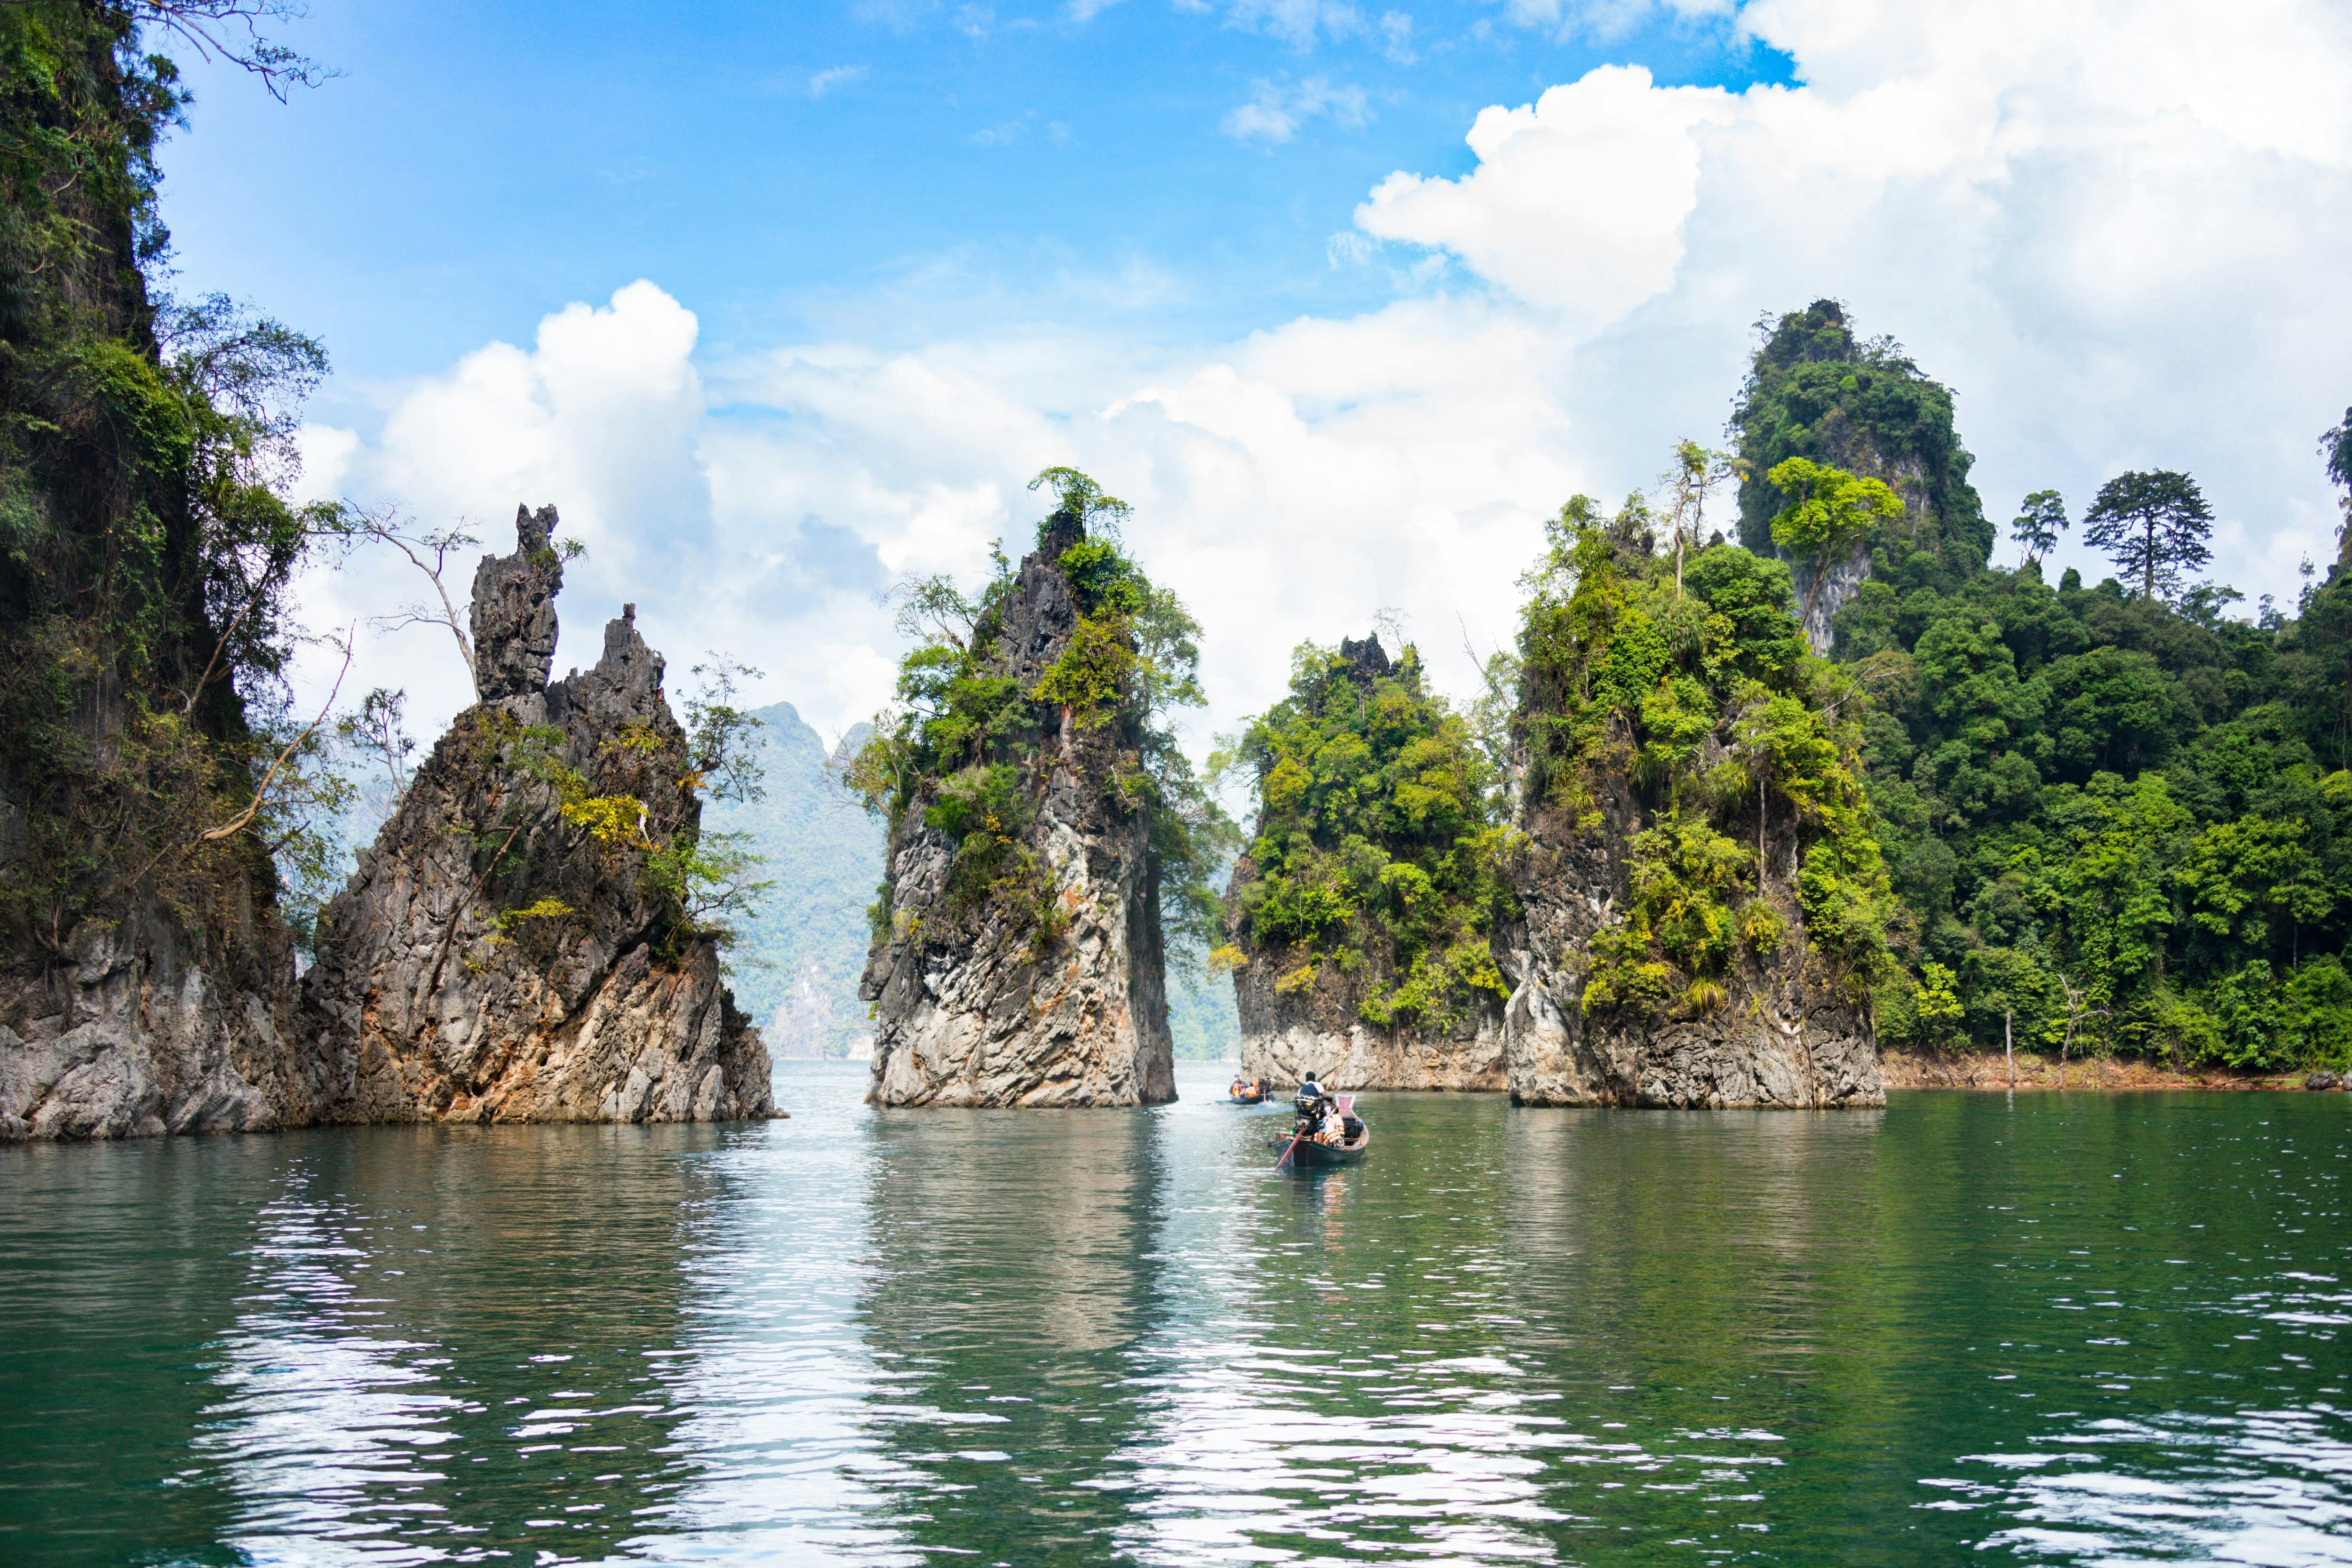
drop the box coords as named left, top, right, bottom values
left=860, top=512, right=1176, bottom=1107
left=1233, top=959, right=1503, bottom=1091
left=0, top=903, right=316, bottom=1140
left=301, top=507, right=773, bottom=1126
left=1499, top=748, right=1883, bottom=1109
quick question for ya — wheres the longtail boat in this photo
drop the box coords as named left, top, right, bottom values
left=1272, top=1093, right=1369, bottom=1167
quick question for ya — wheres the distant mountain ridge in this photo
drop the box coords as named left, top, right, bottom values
left=705, top=703, right=884, bottom=1059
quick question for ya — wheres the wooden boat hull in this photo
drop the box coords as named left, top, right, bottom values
left=1270, top=1131, right=1369, bottom=1167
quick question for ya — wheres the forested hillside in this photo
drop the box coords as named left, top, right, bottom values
left=1736, top=302, right=2352, bottom=1071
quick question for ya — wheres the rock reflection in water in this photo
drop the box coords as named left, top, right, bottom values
left=1113, top=1090, right=1573, bottom=1566
left=853, top=1101, right=1166, bottom=1561
left=199, top=1124, right=718, bottom=1563
left=2, top=1066, right=2347, bottom=1565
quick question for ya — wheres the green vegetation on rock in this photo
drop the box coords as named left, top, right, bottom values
left=849, top=469, right=1230, bottom=962
left=1732, top=298, right=1993, bottom=603
left=1217, top=636, right=1512, bottom=1031
left=1732, top=300, right=2352, bottom=1073
left=0, top=2, right=336, bottom=959
left=1516, top=493, right=1895, bottom=1016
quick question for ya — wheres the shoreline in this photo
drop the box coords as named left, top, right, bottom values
left=1878, top=1049, right=2343, bottom=1092
left=1186, top=1053, right=2345, bottom=1095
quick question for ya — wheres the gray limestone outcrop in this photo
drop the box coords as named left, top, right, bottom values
left=301, top=507, right=773, bottom=1126
left=1498, top=732, right=1882, bottom=1109
left=860, top=510, right=1176, bottom=1107
left=0, top=903, right=316, bottom=1140
left=1235, top=1011, right=1503, bottom=1093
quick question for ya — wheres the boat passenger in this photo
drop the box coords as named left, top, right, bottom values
left=1320, top=1104, right=1347, bottom=1145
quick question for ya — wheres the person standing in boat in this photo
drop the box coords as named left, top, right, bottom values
left=1297, top=1069, right=1324, bottom=1104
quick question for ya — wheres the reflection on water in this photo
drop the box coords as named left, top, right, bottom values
left=0, top=1065, right=2344, bottom=1565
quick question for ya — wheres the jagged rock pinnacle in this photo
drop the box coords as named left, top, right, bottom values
left=469, top=504, right=564, bottom=700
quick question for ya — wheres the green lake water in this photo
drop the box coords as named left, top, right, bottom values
left=2, top=1059, right=2346, bottom=1566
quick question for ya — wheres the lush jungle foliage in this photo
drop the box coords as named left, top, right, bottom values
left=1733, top=298, right=1994, bottom=589
left=848, top=470, right=1231, bottom=962
left=1517, top=493, right=1896, bottom=1016
left=1843, top=551, right=2352, bottom=1069
left=1744, top=300, right=2352, bottom=1070
left=0, top=3, right=340, bottom=957
left=1216, top=637, right=1513, bottom=1030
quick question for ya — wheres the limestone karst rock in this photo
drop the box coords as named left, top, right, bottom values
left=1229, top=636, right=1504, bottom=1092
left=859, top=508, right=1176, bottom=1107
left=1497, top=516, right=1884, bottom=1109
left=1498, top=767, right=1883, bottom=1108
left=302, top=506, right=773, bottom=1125
left=0, top=907, right=316, bottom=1140
left=1234, top=981, right=1503, bottom=1092
left=1731, top=300, right=1993, bottom=653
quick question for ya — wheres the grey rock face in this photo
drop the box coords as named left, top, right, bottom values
left=1500, top=763, right=1882, bottom=1109
left=1239, top=1019, right=1503, bottom=1093
left=1231, top=925, right=1503, bottom=1092
left=859, top=515, right=1175, bottom=1107
left=0, top=908, right=312, bottom=1141
left=470, top=504, right=564, bottom=700
left=300, top=507, right=772, bottom=1126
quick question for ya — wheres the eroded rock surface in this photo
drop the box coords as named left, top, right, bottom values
left=0, top=907, right=315, bottom=1140
left=859, top=510, right=1176, bottom=1107
left=1499, top=764, right=1882, bottom=1109
left=1237, top=1015, right=1503, bottom=1093
left=302, top=508, right=772, bottom=1126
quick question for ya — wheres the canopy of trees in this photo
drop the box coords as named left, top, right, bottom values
left=1828, top=480, right=2352, bottom=1069
left=1216, top=637, right=1511, bottom=1030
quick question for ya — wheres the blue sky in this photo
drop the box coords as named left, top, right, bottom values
left=145, top=1, right=2352, bottom=746
left=160, top=1, right=1786, bottom=402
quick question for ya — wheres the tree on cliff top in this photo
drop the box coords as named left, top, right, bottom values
left=2011, top=489, right=2068, bottom=569
left=1213, top=635, right=1512, bottom=1032
left=846, top=469, right=1232, bottom=961
left=2081, top=469, right=2215, bottom=602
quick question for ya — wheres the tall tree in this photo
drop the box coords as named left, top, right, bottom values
left=1765, top=457, right=1904, bottom=629
left=2324, top=408, right=2352, bottom=563
left=2010, top=489, right=2067, bottom=568
left=2081, top=470, right=2214, bottom=600
left=1658, top=438, right=1736, bottom=598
